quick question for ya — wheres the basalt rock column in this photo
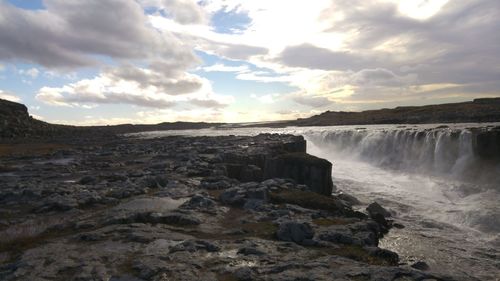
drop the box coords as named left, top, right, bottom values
left=264, top=152, right=334, bottom=196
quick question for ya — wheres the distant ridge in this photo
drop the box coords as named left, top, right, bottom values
left=2, top=97, right=500, bottom=140
left=268, top=97, right=500, bottom=127
left=0, top=98, right=221, bottom=140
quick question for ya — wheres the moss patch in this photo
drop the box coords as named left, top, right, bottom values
left=217, top=273, right=239, bottom=281
left=241, top=221, right=277, bottom=239
left=0, top=143, right=71, bottom=157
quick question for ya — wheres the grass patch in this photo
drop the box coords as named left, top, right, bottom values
left=207, top=189, right=225, bottom=199
left=241, top=221, right=277, bottom=239
left=0, top=216, right=77, bottom=258
left=0, top=143, right=71, bottom=157
left=217, top=273, right=238, bottom=281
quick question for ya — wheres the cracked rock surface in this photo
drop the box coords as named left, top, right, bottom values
left=0, top=134, right=454, bottom=280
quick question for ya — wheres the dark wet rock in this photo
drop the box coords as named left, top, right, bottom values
left=411, top=261, right=430, bottom=271
left=372, top=213, right=390, bottom=234
left=269, top=189, right=360, bottom=218
left=318, top=229, right=356, bottom=245
left=365, top=246, right=399, bottom=265
left=180, top=194, right=216, bottom=210
left=366, top=202, right=391, bottom=218
left=337, top=193, right=361, bottom=206
left=79, top=175, right=99, bottom=185
left=276, top=221, right=314, bottom=244
left=393, top=222, right=405, bottom=229
left=237, top=246, right=266, bottom=256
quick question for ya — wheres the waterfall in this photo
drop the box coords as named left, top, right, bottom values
left=304, top=126, right=499, bottom=185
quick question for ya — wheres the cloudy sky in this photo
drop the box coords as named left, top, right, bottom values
left=0, top=0, right=499, bottom=125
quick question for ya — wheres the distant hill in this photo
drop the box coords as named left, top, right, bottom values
left=2, top=97, right=500, bottom=140
left=0, top=98, right=221, bottom=140
left=270, top=98, right=500, bottom=127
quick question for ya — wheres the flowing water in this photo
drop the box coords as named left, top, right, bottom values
left=130, top=123, right=500, bottom=280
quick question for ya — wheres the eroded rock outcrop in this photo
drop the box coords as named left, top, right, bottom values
left=219, top=134, right=334, bottom=196
left=264, top=152, right=334, bottom=196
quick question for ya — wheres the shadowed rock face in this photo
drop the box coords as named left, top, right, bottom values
left=474, top=127, right=500, bottom=161
left=264, top=152, right=334, bottom=196
left=0, top=99, right=43, bottom=138
left=219, top=135, right=333, bottom=195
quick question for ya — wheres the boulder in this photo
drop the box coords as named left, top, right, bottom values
left=276, top=221, right=314, bottom=244
left=264, top=152, right=334, bottom=196
left=411, top=261, right=430, bottom=271
left=366, top=202, right=391, bottom=218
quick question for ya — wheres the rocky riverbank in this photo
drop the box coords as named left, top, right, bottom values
left=0, top=134, right=455, bottom=281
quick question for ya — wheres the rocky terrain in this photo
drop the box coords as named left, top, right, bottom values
left=0, top=134, right=454, bottom=281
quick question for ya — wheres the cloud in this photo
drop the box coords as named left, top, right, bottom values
left=0, top=90, right=21, bottom=102
left=202, top=63, right=249, bottom=72
left=140, top=0, right=207, bottom=24
left=36, top=64, right=233, bottom=109
left=0, top=0, right=197, bottom=69
left=292, top=94, right=332, bottom=108
left=107, top=64, right=203, bottom=95
left=259, top=0, right=500, bottom=107
left=350, top=68, right=418, bottom=87
left=19, top=67, right=40, bottom=78
left=235, top=71, right=290, bottom=83
left=250, top=93, right=279, bottom=104
left=276, top=44, right=372, bottom=71
left=150, top=10, right=270, bottom=61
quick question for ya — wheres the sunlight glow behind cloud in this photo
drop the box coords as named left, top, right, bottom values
left=0, top=0, right=498, bottom=124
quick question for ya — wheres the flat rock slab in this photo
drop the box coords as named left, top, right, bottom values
left=113, top=197, right=188, bottom=213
